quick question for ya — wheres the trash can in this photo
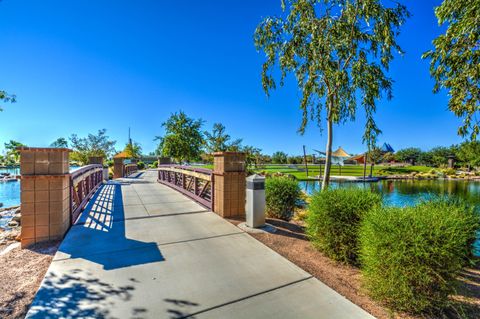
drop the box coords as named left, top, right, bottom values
left=245, top=174, right=266, bottom=228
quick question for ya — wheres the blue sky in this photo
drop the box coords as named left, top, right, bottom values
left=0, top=0, right=464, bottom=156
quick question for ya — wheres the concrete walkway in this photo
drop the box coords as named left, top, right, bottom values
left=26, top=170, right=374, bottom=319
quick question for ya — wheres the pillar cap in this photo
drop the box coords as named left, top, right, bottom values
left=246, top=174, right=265, bottom=182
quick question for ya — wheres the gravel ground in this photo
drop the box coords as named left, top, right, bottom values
left=0, top=241, right=59, bottom=319
left=228, top=217, right=480, bottom=319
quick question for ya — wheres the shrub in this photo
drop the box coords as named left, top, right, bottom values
left=137, top=161, right=145, bottom=170
left=359, top=198, right=480, bottom=314
left=152, top=160, right=159, bottom=168
left=306, top=188, right=382, bottom=265
left=265, top=177, right=301, bottom=221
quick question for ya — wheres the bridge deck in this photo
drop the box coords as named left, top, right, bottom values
left=26, top=170, right=373, bottom=319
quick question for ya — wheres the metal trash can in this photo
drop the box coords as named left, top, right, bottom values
left=246, top=174, right=266, bottom=228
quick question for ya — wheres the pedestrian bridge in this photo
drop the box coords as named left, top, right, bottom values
left=25, top=170, right=373, bottom=319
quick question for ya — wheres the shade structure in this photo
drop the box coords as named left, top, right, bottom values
left=331, top=147, right=350, bottom=158
left=113, top=151, right=129, bottom=159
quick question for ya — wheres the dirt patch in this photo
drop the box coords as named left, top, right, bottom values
left=0, top=241, right=59, bottom=319
left=227, top=217, right=480, bottom=319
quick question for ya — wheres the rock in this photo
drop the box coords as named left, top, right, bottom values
left=7, top=220, right=19, bottom=227
left=12, top=214, right=21, bottom=224
left=13, top=207, right=21, bottom=214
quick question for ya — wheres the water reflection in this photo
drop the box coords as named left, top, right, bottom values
left=300, top=179, right=480, bottom=208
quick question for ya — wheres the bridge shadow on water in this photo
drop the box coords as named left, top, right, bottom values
left=59, top=177, right=165, bottom=270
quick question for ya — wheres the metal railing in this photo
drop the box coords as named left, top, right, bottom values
left=157, top=165, right=214, bottom=209
left=124, top=164, right=138, bottom=177
left=70, top=164, right=104, bottom=224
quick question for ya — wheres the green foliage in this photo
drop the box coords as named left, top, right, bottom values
left=156, top=111, right=204, bottom=163
left=50, top=137, right=69, bottom=148
left=265, top=177, right=301, bottom=221
left=204, top=123, right=242, bottom=153
left=359, top=198, right=480, bottom=314
left=69, top=129, right=116, bottom=165
left=255, top=0, right=409, bottom=189
left=455, top=140, right=480, bottom=169
left=271, top=151, right=288, bottom=164
left=0, top=90, right=16, bottom=112
left=152, top=160, right=158, bottom=168
left=124, top=141, right=142, bottom=159
left=242, top=145, right=262, bottom=173
left=137, top=161, right=145, bottom=170
left=307, top=188, right=381, bottom=265
left=395, top=147, right=422, bottom=163
left=423, top=0, right=480, bottom=140
left=4, top=140, right=25, bottom=163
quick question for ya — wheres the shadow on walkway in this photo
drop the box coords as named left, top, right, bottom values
left=59, top=177, right=164, bottom=270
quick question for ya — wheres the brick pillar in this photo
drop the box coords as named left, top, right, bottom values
left=18, top=147, right=71, bottom=248
left=213, top=152, right=246, bottom=218
left=88, top=156, right=104, bottom=165
left=113, top=158, right=124, bottom=179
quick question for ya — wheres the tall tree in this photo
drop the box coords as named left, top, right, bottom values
left=204, top=123, right=243, bottom=153
left=69, top=129, right=116, bottom=165
left=395, top=147, right=422, bottom=164
left=422, top=0, right=479, bottom=140
left=50, top=137, right=69, bottom=148
left=254, top=0, right=409, bottom=190
left=157, top=111, right=204, bottom=163
left=366, top=145, right=383, bottom=176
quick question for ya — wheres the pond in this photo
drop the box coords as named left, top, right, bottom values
left=299, top=179, right=480, bottom=208
left=0, top=166, right=81, bottom=209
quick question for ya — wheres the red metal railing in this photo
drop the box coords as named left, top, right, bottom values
left=70, top=164, right=104, bottom=224
left=157, top=165, right=214, bottom=209
left=124, top=164, right=138, bottom=177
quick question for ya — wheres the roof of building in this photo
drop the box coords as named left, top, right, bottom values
left=380, top=143, right=395, bottom=153
left=113, top=151, right=129, bottom=159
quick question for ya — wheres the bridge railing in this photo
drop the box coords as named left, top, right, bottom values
left=70, top=164, right=104, bottom=224
left=124, top=163, right=138, bottom=177
left=158, top=165, right=214, bottom=209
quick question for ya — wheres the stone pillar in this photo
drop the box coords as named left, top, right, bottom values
left=88, top=156, right=104, bottom=165
left=213, top=152, right=246, bottom=218
left=18, top=147, right=71, bottom=248
left=113, top=158, right=124, bottom=179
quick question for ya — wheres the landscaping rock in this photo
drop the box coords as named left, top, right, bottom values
left=7, top=220, right=19, bottom=227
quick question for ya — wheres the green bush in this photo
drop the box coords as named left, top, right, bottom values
left=137, top=161, right=145, bottom=170
left=359, top=198, right=480, bottom=314
left=306, top=188, right=382, bottom=265
left=265, top=177, right=301, bottom=221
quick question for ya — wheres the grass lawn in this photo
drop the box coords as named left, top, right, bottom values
left=192, top=164, right=432, bottom=181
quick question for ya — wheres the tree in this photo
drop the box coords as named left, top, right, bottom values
left=255, top=0, right=409, bottom=190
left=455, top=140, right=480, bottom=170
left=395, top=147, right=422, bottom=164
left=423, top=146, right=452, bottom=167
left=0, top=90, right=16, bottom=112
left=4, top=140, right=25, bottom=163
left=271, top=151, right=288, bottom=164
left=204, top=123, right=242, bottom=153
left=50, top=137, right=69, bottom=148
left=69, top=129, right=116, bottom=165
left=422, top=0, right=480, bottom=140
left=366, top=146, right=383, bottom=176
left=242, top=145, right=262, bottom=171
left=157, top=111, right=204, bottom=163
left=124, top=141, right=142, bottom=159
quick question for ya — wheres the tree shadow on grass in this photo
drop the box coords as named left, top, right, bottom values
left=448, top=263, right=480, bottom=318
left=27, top=268, right=147, bottom=319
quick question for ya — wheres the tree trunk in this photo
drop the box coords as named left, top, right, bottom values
left=322, top=114, right=333, bottom=191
